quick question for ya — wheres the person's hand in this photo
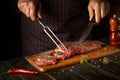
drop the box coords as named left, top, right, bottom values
left=88, top=0, right=110, bottom=24
left=17, top=0, right=42, bottom=21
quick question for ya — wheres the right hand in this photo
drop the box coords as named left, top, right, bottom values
left=88, top=0, right=110, bottom=24
left=17, top=0, right=42, bottom=21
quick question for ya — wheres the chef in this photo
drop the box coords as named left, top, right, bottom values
left=17, top=0, right=110, bottom=56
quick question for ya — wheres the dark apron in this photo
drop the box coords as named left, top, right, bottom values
left=20, top=0, right=89, bottom=56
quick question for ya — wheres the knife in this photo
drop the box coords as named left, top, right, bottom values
left=78, top=18, right=96, bottom=43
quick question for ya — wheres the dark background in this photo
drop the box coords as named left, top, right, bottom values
left=0, top=0, right=120, bottom=61
left=0, top=1, right=22, bottom=60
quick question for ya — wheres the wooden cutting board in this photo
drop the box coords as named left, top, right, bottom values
left=25, top=43, right=120, bottom=72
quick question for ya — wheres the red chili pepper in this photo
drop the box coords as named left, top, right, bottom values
left=6, top=68, right=39, bottom=74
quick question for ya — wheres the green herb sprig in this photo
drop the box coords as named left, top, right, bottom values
left=80, top=55, right=88, bottom=64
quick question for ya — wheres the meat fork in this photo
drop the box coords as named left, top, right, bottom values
left=36, top=17, right=68, bottom=52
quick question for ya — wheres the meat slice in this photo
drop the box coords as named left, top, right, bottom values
left=53, top=44, right=84, bottom=60
left=35, top=40, right=102, bottom=66
left=53, top=50, right=68, bottom=60
left=53, top=42, right=73, bottom=60
left=69, top=45, right=87, bottom=54
left=53, top=40, right=102, bottom=59
left=35, top=52, right=56, bottom=66
left=80, top=40, right=102, bottom=52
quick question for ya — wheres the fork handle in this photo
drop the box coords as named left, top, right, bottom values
left=36, top=17, right=47, bottom=28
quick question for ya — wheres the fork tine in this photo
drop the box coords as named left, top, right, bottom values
left=36, top=17, right=68, bottom=52
left=44, top=26, right=68, bottom=52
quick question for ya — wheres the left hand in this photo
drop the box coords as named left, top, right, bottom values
left=88, top=0, right=110, bottom=24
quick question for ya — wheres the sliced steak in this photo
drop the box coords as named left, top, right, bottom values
left=35, top=52, right=56, bottom=66
left=80, top=40, right=102, bottom=52
left=53, top=40, right=102, bottom=59
left=53, top=42, right=73, bottom=60
left=35, top=40, right=102, bottom=66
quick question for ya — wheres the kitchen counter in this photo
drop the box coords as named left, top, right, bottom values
left=0, top=38, right=120, bottom=80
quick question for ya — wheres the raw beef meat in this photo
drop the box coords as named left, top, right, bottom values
left=35, top=52, right=56, bottom=66
left=53, top=40, right=102, bottom=60
left=53, top=42, right=73, bottom=59
left=35, top=40, right=102, bottom=66
left=80, top=40, right=101, bottom=52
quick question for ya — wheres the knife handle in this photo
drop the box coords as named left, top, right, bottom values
left=91, top=17, right=96, bottom=23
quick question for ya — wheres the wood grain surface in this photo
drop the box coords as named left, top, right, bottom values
left=25, top=44, right=120, bottom=72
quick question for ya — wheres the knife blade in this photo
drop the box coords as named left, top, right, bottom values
left=78, top=18, right=96, bottom=43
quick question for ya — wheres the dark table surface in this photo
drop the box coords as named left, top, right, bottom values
left=0, top=38, right=120, bottom=80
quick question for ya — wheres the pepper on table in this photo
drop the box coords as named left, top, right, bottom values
left=3, top=68, right=39, bottom=75
left=109, top=15, right=120, bottom=46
